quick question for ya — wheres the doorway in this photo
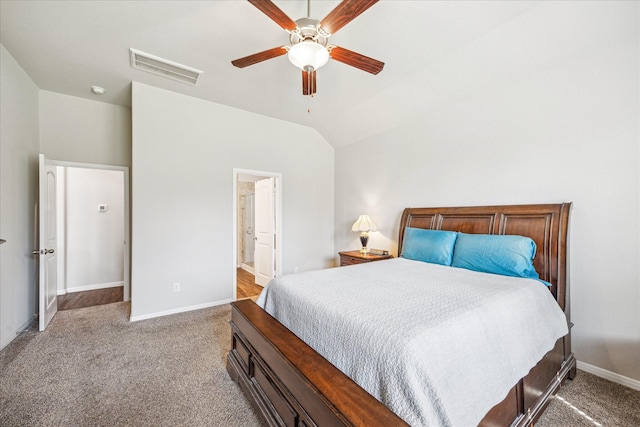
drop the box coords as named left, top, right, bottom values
left=38, top=156, right=130, bottom=329
left=233, top=169, right=282, bottom=300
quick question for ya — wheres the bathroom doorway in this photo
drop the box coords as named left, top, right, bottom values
left=233, top=169, right=282, bottom=300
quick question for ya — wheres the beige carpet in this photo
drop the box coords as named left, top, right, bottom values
left=0, top=302, right=260, bottom=427
left=1, top=301, right=638, bottom=426
left=538, top=369, right=640, bottom=427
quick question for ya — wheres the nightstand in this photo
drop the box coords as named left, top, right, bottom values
left=338, top=250, right=392, bottom=266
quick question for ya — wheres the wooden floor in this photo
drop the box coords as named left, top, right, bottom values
left=57, top=286, right=123, bottom=311
left=56, top=271, right=261, bottom=311
left=237, top=268, right=263, bottom=300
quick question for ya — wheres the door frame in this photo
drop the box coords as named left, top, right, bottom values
left=232, top=169, right=282, bottom=300
left=46, top=158, right=131, bottom=302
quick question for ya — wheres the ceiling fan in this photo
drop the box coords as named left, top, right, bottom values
left=231, top=0, right=384, bottom=96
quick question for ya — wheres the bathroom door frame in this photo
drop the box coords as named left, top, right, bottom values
left=232, top=168, right=282, bottom=300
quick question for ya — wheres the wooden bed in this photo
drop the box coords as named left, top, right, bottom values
left=227, top=203, right=574, bottom=426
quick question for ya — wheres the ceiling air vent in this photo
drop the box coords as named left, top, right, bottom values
left=130, top=48, right=203, bottom=86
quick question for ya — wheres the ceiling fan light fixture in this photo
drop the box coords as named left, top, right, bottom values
left=288, top=41, right=329, bottom=71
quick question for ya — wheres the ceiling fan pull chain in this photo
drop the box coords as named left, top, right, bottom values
left=308, top=93, right=315, bottom=113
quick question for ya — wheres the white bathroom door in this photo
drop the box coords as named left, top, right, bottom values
left=254, top=178, right=275, bottom=286
left=37, top=154, right=58, bottom=331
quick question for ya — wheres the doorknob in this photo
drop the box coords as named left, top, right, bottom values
left=0, top=239, right=6, bottom=244
left=32, top=249, right=55, bottom=255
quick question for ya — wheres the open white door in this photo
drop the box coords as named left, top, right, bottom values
left=37, top=154, right=57, bottom=331
left=254, top=177, right=275, bottom=286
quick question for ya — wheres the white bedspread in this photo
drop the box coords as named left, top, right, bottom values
left=257, top=258, right=568, bottom=427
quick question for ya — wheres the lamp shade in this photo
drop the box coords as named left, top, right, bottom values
left=288, top=41, right=329, bottom=71
left=351, top=215, right=377, bottom=232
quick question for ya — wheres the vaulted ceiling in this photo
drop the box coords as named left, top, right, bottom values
left=1, top=1, right=544, bottom=147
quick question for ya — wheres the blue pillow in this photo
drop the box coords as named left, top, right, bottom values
left=451, top=233, right=539, bottom=279
left=401, top=228, right=458, bottom=266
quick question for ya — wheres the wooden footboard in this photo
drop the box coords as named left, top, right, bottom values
left=227, top=299, right=576, bottom=427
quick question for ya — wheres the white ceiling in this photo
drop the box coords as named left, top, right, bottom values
left=0, top=0, right=544, bottom=147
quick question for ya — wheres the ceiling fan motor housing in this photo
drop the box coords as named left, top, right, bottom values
left=289, top=18, right=328, bottom=46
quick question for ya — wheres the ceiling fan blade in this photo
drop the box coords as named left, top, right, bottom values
left=319, top=0, right=378, bottom=36
left=248, top=0, right=297, bottom=32
left=231, top=46, right=288, bottom=68
left=329, top=46, right=384, bottom=75
left=302, top=69, right=317, bottom=95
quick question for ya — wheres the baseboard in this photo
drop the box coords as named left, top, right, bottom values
left=577, top=361, right=640, bottom=391
left=64, top=281, right=124, bottom=294
left=240, top=264, right=255, bottom=275
left=129, top=299, right=232, bottom=322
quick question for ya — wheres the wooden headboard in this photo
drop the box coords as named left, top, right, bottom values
left=398, top=203, right=572, bottom=311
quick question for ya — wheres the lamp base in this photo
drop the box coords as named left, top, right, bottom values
left=359, top=233, right=369, bottom=254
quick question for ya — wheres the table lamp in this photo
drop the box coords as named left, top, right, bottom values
left=351, top=215, right=377, bottom=254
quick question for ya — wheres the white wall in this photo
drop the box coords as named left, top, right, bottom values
left=0, top=44, right=40, bottom=349
left=39, top=90, right=131, bottom=167
left=131, top=82, right=334, bottom=320
left=63, top=167, right=125, bottom=292
left=335, top=2, right=639, bottom=384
